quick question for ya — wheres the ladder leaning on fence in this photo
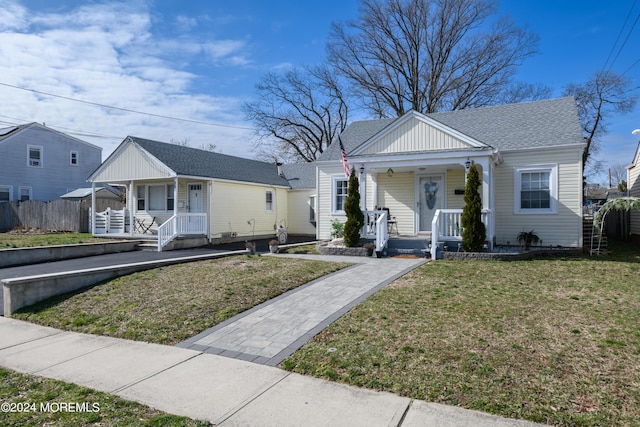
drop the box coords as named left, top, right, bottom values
left=90, top=207, right=126, bottom=234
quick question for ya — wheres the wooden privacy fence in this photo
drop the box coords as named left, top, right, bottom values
left=0, top=199, right=125, bottom=233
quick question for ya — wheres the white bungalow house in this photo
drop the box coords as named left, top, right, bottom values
left=628, top=142, right=640, bottom=242
left=87, top=137, right=316, bottom=250
left=315, top=97, right=586, bottom=258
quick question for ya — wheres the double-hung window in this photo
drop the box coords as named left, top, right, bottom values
left=266, top=190, right=274, bottom=212
left=0, top=185, right=11, bottom=202
left=28, top=145, right=42, bottom=167
left=332, top=176, right=349, bottom=214
left=514, top=165, right=557, bottom=214
left=19, top=186, right=31, bottom=201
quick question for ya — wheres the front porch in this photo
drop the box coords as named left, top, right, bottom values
left=362, top=208, right=493, bottom=259
left=90, top=206, right=207, bottom=251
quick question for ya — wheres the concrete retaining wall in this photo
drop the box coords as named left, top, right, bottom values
left=2, top=250, right=243, bottom=317
left=0, top=241, right=141, bottom=268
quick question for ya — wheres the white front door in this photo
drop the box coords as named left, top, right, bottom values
left=187, top=183, right=203, bottom=213
left=417, top=174, right=444, bottom=232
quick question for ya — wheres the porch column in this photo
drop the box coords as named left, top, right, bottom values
left=129, top=181, right=134, bottom=236
left=91, top=181, right=96, bottom=235
left=359, top=166, right=367, bottom=210
left=173, top=177, right=178, bottom=215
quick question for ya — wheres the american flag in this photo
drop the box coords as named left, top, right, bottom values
left=339, top=137, right=350, bottom=178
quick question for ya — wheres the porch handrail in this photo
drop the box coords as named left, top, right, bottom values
left=362, top=210, right=389, bottom=252
left=157, top=213, right=207, bottom=251
left=375, top=211, right=389, bottom=252
left=430, top=209, right=493, bottom=260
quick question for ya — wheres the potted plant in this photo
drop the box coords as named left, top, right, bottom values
left=269, top=239, right=279, bottom=253
left=517, top=230, right=540, bottom=250
left=363, top=242, right=376, bottom=257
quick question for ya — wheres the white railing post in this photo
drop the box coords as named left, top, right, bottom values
left=375, top=211, right=388, bottom=252
left=431, top=209, right=442, bottom=260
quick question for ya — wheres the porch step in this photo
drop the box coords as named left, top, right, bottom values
left=385, top=237, right=431, bottom=257
left=137, top=241, right=158, bottom=252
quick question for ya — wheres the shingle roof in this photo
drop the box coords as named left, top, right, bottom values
left=130, top=136, right=307, bottom=188
left=281, top=162, right=316, bottom=189
left=317, top=97, right=584, bottom=161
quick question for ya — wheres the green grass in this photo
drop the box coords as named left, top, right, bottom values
left=279, top=244, right=319, bottom=254
left=14, top=256, right=348, bottom=345
left=282, top=242, right=640, bottom=426
left=0, top=367, right=209, bottom=426
left=0, top=232, right=109, bottom=249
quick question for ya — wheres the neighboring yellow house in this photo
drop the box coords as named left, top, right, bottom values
left=88, top=137, right=316, bottom=250
left=628, top=142, right=640, bottom=242
left=315, top=97, right=586, bottom=258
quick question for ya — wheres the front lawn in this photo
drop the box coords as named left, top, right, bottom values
left=0, top=232, right=109, bottom=249
left=282, top=242, right=640, bottom=426
left=13, top=256, right=348, bottom=345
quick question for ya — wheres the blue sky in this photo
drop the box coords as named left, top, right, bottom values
left=0, top=0, right=638, bottom=184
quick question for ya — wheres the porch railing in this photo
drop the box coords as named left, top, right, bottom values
left=363, top=210, right=389, bottom=252
left=430, top=209, right=492, bottom=260
left=157, top=213, right=207, bottom=251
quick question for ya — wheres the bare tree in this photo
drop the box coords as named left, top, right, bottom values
left=243, top=65, right=348, bottom=163
left=608, top=162, right=628, bottom=188
left=327, top=0, right=540, bottom=117
left=563, top=70, right=637, bottom=174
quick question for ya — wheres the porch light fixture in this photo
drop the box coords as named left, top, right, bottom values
left=465, top=159, right=471, bottom=172
left=359, top=166, right=365, bottom=175
left=387, top=168, right=394, bottom=177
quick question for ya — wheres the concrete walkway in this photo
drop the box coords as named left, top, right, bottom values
left=178, top=254, right=425, bottom=365
left=0, top=252, right=547, bottom=425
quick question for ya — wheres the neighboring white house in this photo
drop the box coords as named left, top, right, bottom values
left=628, top=142, right=640, bottom=242
left=0, top=122, right=102, bottom=202
left=87, top=136, right=316, bottom=250
left=315, top=97, right=586, bottom=256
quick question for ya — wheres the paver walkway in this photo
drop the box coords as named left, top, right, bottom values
left=178, top=254, right=426, bottom=365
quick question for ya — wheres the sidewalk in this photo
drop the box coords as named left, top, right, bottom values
left=0, top=253, right=547, bottom=426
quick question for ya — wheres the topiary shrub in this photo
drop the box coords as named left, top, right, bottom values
left=343, top=169, right=365, bottom=247
left=461, top=161, right=486, bottom=252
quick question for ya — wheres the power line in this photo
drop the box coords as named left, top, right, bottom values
left=0, top=114, right=124, bottom=141
left=0, top=81, right=255, bottom=131
left=607, top=12, right=640, bottom=72
left=602, top=0, right=638, bottom=70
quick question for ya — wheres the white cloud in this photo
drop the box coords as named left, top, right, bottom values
left=0, top=0, right=28, bottom=31
left=0, top=1, right=256, bottom=160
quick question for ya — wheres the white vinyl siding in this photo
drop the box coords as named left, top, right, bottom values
left=286, top=190, right=317, bottom=236
left=317, top=164, right=347, bottom=239
left=91, top=142, right=173, bottom=181
left=494, top=149, right=582, bottom=247
left=376, top=172, right=415, bottom=235
left=361, top=119, right=471, bottom=155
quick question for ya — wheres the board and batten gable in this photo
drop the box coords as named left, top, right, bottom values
left=90, top=140, right=174, bottom=182
left=494, top=146, right=583, bottom=247
left=629, top=144, right=640, bottom=240
left=359, top=117, right=473, bottom=155
left=0, top=124, right=102, bottom=201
